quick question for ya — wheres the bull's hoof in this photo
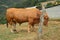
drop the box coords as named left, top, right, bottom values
left=28, top=31, right=30, bottom=33
left=11, top=29, right=18, bottom=33
left=31, top=28, right=36, bottom=32
left=31, top=30, right=35, bottom=32
left=13, top=29, right=17, bottom=32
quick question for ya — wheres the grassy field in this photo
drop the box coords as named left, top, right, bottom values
left=0, top=21, right=60, bottom=40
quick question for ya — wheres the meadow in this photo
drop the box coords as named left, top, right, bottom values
left=0, top=21, right=60, bottom=40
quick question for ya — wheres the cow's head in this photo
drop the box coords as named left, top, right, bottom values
left=43, top=14, right=49, bottom=26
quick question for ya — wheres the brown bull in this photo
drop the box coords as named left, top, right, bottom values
left=6, top=8, right=49, bottom=33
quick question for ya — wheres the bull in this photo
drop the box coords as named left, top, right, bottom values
left=6, top=8, right=49, bottom=33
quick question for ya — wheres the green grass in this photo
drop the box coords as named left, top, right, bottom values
left=0, top=21, right=60, bottom=40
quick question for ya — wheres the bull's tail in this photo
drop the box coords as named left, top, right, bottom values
left=6, top=21, right=8, bottom=28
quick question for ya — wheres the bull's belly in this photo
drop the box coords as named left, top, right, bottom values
left=13, top=16, right=40, bottom=25
left=14, top=18, right=28, bottom=23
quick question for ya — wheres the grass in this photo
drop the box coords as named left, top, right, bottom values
left=0, top=21, right=60, bottom=40
left=49, top=18, right=60, bottom=21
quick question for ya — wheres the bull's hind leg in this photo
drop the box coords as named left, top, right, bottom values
left=10, top=23, right=17, bottom=33
left=28, top=24, right=31, bottom=33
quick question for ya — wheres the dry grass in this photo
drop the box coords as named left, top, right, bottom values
left=0, top=21, right=60, bottom=40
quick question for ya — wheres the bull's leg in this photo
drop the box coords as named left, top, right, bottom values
left=28, top=18, right=33, bottom=32
left=28, top=24, right=31, bottom=33
left=31, top=24, right=35, bottom=32
left=10, top=23, right=17, bottom=33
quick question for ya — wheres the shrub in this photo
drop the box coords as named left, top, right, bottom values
left=0, top=16, right=6, bottom=24
left=56, top=1, right=60, bottom=5
left=0, top=6, right=7, bottom=24
left=46, top=3, right=54, bottom=8
left=36, top=3, right=42, bottom=10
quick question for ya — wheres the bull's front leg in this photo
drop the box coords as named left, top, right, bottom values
left=28, top=18, right=34, bottom=33
left=31, top=24, right=35, bottom=32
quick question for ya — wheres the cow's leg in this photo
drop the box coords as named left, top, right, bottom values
left=28, top=18, right=33, bottom=33
left=28, top=24, right=31, bottom=33
left=10, top=23, right=17, bottom=33
left=31, top=24, right=35, bottom=32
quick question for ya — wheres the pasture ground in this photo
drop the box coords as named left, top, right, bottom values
left=0, top=21, right=60, bottom=40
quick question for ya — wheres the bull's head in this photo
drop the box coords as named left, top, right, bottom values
left=43, top=15, right=49, bottom=26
